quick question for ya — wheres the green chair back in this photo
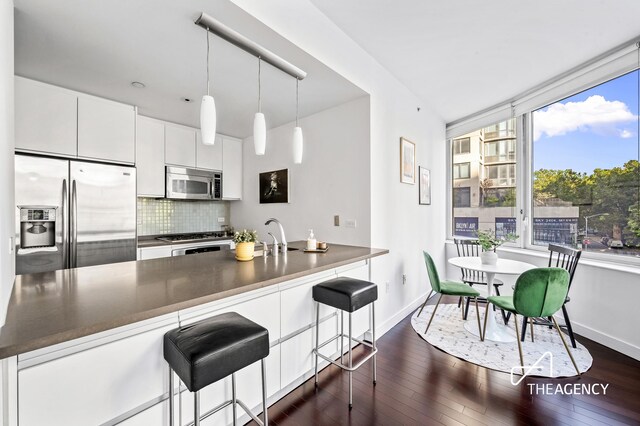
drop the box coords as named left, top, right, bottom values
left=422, top=251, right=441, bottom=293
left=513, top=268, right=570, bottom=318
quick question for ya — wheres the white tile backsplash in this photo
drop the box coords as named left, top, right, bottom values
left=137, top=197, right=230, bottom=236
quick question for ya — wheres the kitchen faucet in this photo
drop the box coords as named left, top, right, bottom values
left=265, top=218, right=287, bottom=253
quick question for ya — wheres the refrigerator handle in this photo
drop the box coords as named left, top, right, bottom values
left=71, top=179, right=78, bottom=268
left=61, top=179, right=68, bottom=268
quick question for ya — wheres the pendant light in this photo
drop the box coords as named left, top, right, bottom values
left=292, top=78, right=303, bottom=164
left=253, top=58, right=266, bottom=155
left=200, top=30, right=217, bottom=145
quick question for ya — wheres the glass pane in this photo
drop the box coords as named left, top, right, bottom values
left=532, top=70, right=639, bottom=258
left=451, top=118, right=518, bottom=239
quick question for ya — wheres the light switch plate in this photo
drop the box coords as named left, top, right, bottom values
left=345, top=219, right=357, bottom=228
left=218, top=217, right=225, bottom=223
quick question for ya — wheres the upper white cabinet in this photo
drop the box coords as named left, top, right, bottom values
left=196, top=132, right=223, bottom=171
left=136, top=116, right=165, bottom=197
left=222, top=136, right=243, bottom=200
left=165, top=123, right=196, bottom=168
left=78, top=96, right=136, bottom=163
left=15, top=76, right=77, bottom=156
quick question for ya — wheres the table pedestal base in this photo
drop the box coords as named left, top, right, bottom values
left=464, top=314, right=516, bottom=343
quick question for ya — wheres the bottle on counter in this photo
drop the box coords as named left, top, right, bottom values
left=306, top=229, right=317, bottom=251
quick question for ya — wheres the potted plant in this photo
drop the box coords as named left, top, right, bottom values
left=233, top=229, right=258, bottom=261
left=476, top=229, right=518, bottom=265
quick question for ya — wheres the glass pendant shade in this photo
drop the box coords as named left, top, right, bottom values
left=293, top=126, right=303, bottom=164
left=253, top=112, right=266, bottom=155
left=200, top=95, right=217, bottom=145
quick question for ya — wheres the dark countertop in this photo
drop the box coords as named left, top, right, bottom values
left=0, top=242, right=388, bottom=359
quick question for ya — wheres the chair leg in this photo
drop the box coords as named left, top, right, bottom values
left=424, top=294, right=443, bottom=335
left=513, top=314, right=525, bottom=376
left=520, top=317, right=528, bottom=342
left=495, top=285, right=509, bottom=324
left=552, top=316, right=581, bottom=376
left=168, top=367, right=174, bottom=426
left=457, top=296, right=463, bottom=308
left=314, top=302, right=320, bottom=388
left=482, top=301, right=490, bottom=341
left=231, top=373, right=237, bottom=426
left=474, top=297, right=483, bottom=341
left=372, top=302, right=377, bottom=385
left=417, top=290, right=433, bottom=317
left=464, top=297, right=471, bottom=320
left=348, top=312, right=353, bottom=410
left=562, top=305, right=577, bottom=349
left=194, top=391, right=200, bottom=426
left=548, top=316, right=553, bottom=329
left=530, top=317, right=535, bottom=343
left=261, top=359, right=269, bottom=426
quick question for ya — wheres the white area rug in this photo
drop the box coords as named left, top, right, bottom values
left=411, top=303, right=592, bottom=378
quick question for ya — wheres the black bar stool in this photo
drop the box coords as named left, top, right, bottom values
left=164, top=312, right=269, bottom=426
left=312, top=277, right=378, bottom=409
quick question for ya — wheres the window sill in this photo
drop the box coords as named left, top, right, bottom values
left=445, top=240, right=640, bottom=276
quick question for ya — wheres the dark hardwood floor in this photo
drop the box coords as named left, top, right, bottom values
left=249, top=297, right=640, bottom=425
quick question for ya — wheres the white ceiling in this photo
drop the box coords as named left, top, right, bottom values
left=14, top=0, right=366, bottom=138
left=310, top=0, right=640, bottom=123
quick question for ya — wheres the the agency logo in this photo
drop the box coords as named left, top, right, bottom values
left=510, top=351, right=553, bottom=386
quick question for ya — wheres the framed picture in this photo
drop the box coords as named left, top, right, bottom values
left=400, top=137, right=416, bottom=184
left=259, top=169, right=289, bottom=203
left=419, top=166, right=431, bottom=205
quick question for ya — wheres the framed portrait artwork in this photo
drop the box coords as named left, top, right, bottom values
left=259, top=169, right=290, bottom=203
left=419, top=166, right=431, bottom=205
left=400, top=137, right=416, bottom=184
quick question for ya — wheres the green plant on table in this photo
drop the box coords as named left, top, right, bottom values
left=476, top=229, right=518, bottom=252
left=233, top=229, right=258, bottom=244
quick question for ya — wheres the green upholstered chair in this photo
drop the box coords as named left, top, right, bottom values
left=484, top=267, right=580, bottom=375
left=420, top=251, right=483, bottom=340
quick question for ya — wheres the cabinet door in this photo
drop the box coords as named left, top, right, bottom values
left=165, top=124, right=196, bottom=168
left=15, top=77, right=77, bottom=156
left=78, top=96, right=136, bottom=163
left=139, top=246, right=173, bottom=260
left=136, top=117, right=165, bottom=197
left=118, top=400, right=167, bottom=426
left=222, top=136, right=243, bottom=200
left=196, top=132, right=223, bottom=171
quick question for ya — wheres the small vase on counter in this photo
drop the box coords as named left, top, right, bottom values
left=480, top=250, right=498, bottom=265
left=233, top=229, right=258, bottom=261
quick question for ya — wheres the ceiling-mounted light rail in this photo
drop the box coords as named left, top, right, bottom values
left=195, top=12, right=307, bottom=80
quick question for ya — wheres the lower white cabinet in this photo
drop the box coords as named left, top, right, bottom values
left=118, top=401, right=168, bottom=426
left=17, top=321, right=176, bottom=426
left=138, top=245, right=173, bottom=260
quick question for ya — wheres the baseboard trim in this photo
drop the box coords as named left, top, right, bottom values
left=376, top=292, right=433, bottom=339
left=571, top=321, right=640, bottom=361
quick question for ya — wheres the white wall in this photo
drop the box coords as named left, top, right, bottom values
left=229, top=0, right=447, bottom=334
left=0, top=0, right=15, bottom=326
left=232, top=96, right=371, bottom=246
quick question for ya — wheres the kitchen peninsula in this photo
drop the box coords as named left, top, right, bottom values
left=0, top=242, right=387, bottom=426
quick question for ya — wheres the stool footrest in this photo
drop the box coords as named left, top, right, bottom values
left=185, top=398, right=264, bottom=426
left=314, top=346, right=378, bottom=372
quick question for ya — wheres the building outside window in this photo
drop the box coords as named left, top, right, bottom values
left=532, top=70, right=639, bottom=257
left=453, top=162, right=471, bottom=179
left=453, top=137, right=471, bottom=154
left=453, top=187, right=471, bottom=208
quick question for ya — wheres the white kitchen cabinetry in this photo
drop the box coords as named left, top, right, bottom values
left=118, top=401, right=167, bottom=426
left=15, top=76, right=77, bottom=156
left=77, top=95, right=136, bottom=163
left=196, top=132, right=223, bottom=171
left=138, top=245, right=173, bottom=260
left=136, top=117, right=166, bottom=197
left=165, top=123, right=196, bottom=168
left=222, top=136, right=243, bottom=200
left=17, top=318, right=177, bottom=426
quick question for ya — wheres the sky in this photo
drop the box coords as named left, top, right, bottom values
left=533, top=70, right=639, bottom=174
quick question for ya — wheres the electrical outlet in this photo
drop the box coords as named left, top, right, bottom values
left=345, top=219, right=357, bottom=228
left=217, top=217, right=225, bottom=223
left=9, top=237, right=14, bottom=253
left=385, top=281, right=390, bottom=293
left=334, top=215, right=340, bottom=226
left=402, top=274, right=407, bottom=285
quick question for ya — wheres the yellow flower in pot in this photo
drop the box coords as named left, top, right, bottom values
left=234, top=229, right=259, bottom=261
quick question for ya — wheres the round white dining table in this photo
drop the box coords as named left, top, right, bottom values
left=447, top=257, right=536, bottom=343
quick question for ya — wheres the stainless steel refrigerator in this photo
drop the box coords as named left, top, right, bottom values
left=15, top=154, right=136, bottom=275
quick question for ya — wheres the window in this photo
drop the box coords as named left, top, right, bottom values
left=453, top=137, right=471, bottom=154
left=450, top=118, right=519, bottom=239
left=453, top=162, right=470, bottom=179
left=453, top=187, right=471, bottom=207
left=532, top=70, right=640, bottom=258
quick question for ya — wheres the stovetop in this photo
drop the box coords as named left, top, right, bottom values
left=156, top=232, right=233, bottom=243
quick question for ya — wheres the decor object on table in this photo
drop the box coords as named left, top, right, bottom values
left=400, top=137, right=416, bottom=184
left=234, top=229, right=258, bottom=261
left=418, top=166, right=431, bottom=204
left=476, top=229, right=518, bottom=264
left=419, top=251, right=483, bottom=341
left=484, top=267, right=581, bottom=375
left=410, top=304, right=592, bottom=377
left=259, top=169, right=289, bottom=203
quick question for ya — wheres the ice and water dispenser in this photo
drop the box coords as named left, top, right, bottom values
left=18, top=206, right=57, bottom=249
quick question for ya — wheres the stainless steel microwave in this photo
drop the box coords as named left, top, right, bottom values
left=166, top=167, right=222, bottom=200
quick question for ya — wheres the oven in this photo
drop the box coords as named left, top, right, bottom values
left=171, top=240, right=234, bottom=256
left=166, top=166, right=222, bottom=200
